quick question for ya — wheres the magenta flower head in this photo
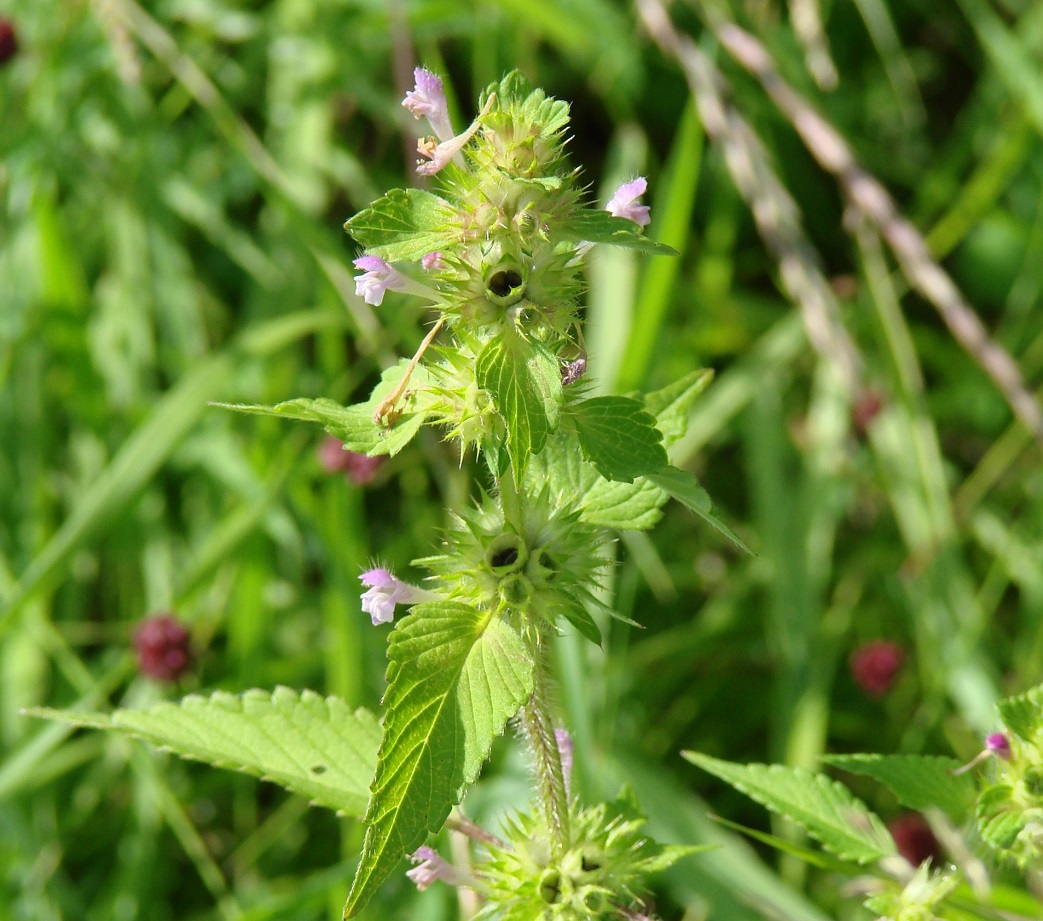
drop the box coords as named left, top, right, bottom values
left=134, top=614, right=193, bottom=682
left=849, top=640, right=904, bottom=698
left=402, top=67, right=454, bottom=142
left=359, top=568, right=438, bottom=625
left=606, top=177, right=651, bottom=227
left=985, top=732, right=1012, bottom=760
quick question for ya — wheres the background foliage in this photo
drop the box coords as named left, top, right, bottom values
left=2, top=0, right=1042, bottom=919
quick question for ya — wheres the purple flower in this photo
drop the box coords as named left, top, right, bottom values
left=406, top=846, right=464, bottom=891
left=359, top=568, right=438, bottom=625
left=402, top=68, right=454, bottom=142
left=985, top=732, right=1012, bottom=760
left=353, top=256, right=406, bottom=306
left=606, top=177, right=651, bottom=227
left=415, top=93, right=496, bottom=176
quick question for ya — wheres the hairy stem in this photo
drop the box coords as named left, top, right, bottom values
left=520, top=629, right=570, bottom=853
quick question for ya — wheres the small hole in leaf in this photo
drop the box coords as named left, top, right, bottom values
left=311, top=765, right=328, bottom=775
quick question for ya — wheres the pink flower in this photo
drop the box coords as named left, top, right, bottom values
left=403, top=68, right=454, bottom=142
left=359, top=568, right=438, bottom=625
left=406, top=846, right=464, bottom=891
left=353, top=256, right=406, bottom=306
left=317, top=436, right=384, bottom=485
left=353, top=255, right=439, bottom=306
left=415, top=92, right=496, bottom=176
left=849, top=640, right=904, bottom=698
left=422, top=251, right=446, bottom=271
left=606, top=177, right=651, bottom=227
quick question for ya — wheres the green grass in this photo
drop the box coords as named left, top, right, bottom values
left=2, top=0, right=1042, bottom=919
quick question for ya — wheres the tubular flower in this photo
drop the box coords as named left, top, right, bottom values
left=353, top=255, right=440, bottom=306
left=406, top=847, right=469, bottom=892
left=359, top=568, right=438, bottom=625
left=606, top=177, right=651, bottom=227
left=416, top=94, right=495, bottom=176
left=402, top=67, right=454, bottom=142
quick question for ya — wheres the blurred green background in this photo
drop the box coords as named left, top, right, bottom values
left=2, top=0, right=1042, bottom=919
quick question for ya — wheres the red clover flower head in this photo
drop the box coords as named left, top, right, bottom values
left=359, top=568, right=438, bottom=625
left=402, top=67, right=454, bottom=142
left=0, top=19, right=17, bottom=66
left=134, top=614, right=193, bottom=682
left=849, top=640, right=904, bottom=698
left=606, top=177, right=651, bottom=227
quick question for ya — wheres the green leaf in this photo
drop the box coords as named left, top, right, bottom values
left=558, top=598, right=602, bottom=646
left=642, top=369, right=714, bottom=448
left=27, top=688, right=380, bottom=818
left=823, top=754, right=977, bottom=822
left=996, top=681, right=1043, bottom=742
left=476, top=334, right=561, bottom=483
left=344, top=188, right=460, bottom=263
left=561, top=209, right=678, bottom=256
left=216, top=361, right=434, bottom=457
left=683, top=751, right=897, bottom=865
left=346, top=603, right=534, bottom=915
left=708, top=814, right=856, bottom=872
left=648, top=467, right=752, bottom=553
left=572, top=396, right=668, bottom=482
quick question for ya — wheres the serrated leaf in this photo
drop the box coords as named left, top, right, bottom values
left=997, top=682, right=1043, bottom=742
left=642, top=369, right=714, bottom=447
left=528, top=431, right=668, bottom=530
left=976, top=784, right=1024, bottom=851
left=572, top=396, right=668, bottom=483
left=27, top=688, right=380, bottom=817
left=476, top=334, right=561, bottom=483
left=344, top=189, right=459, bottom=262
left=823, top=754, right=976, bottom=822
left=346, top=603, right=534, bottom=915
left=683, top=751, right=897, bottom=864
left=708, top=813, right=855, bottom=872
left=561, top=209, right=678, bottom=256
left=215, top=361, right=434, bottom=457
left=648, top=467, right=752, bottom=553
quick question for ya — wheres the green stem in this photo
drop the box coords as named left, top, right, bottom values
left=520, top=628, right=570, bottom=853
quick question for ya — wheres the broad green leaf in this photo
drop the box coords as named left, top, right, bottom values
left=344, top=189, right=459, bottom=262
left=346, top=603, right=534, bottom=915
left=996, top=681, right=1043, bottom=742
left=527, top=431, right=668, bottom=530
left=476, top=334, right=561, bottom=483
left=561, top=209, right=678, bottom=256
left=216, top=361, right=434, bottom=457
left=683, top=752, right=897, bottom=864
left=649, top=467, right=752, bottom=553
left=642, top=369, right=714, bottom=448
left=823, top=754, right=976, bottom=822
left=27, top=688, right=380, bottom=818
left=572, top=396, right=668, bottom=482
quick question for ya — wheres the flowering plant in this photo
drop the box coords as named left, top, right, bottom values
left=28, top=70, right=1043, bottom=921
